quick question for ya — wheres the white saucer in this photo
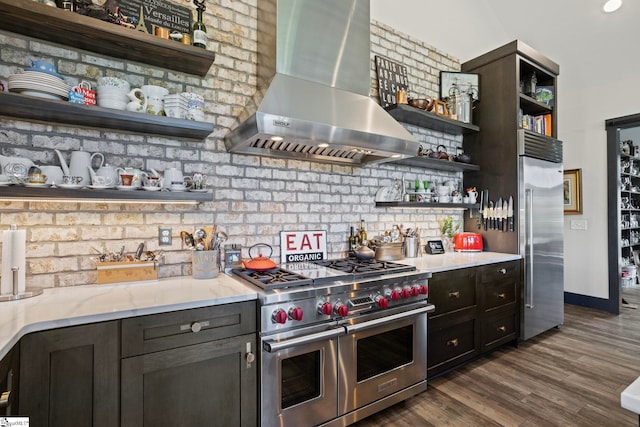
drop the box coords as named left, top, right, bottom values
left=24, top=182, right=49, bottom=188
left=88, top=185, right=114, bottom=190
left=116, top=185, right=137, bottom=191
left=57, top=183, right=84, bottom=189
left=170, top=187, right=187, bottom=192
left=142, top=186, right=162, bottom=191
left=0, top=181, right=12, bottom=187
left=189, top=188, right=209, bottom=193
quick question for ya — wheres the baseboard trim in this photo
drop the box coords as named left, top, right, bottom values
left=564, top=292, right=616, bottom=314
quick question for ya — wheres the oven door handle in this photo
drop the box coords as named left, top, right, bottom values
left=263, top=327, right=345, bottom=353
left=344, top=304, right=435, bottom=334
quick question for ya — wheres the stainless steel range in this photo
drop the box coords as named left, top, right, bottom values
left=232, top=257, right=434, bottom=427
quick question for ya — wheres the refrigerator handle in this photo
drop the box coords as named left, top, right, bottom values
left=525, top=188, right=534, bottom=309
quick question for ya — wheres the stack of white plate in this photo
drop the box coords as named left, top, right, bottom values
left=164, top=93, right=189, bottom=119
left=8, top=71, right=71, bottom=101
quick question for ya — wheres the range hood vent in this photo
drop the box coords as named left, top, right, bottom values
left=224, top=0, right=420, bottom=165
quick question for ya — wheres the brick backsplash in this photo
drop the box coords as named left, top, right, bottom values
left=0, top=3, right=468, bottom=289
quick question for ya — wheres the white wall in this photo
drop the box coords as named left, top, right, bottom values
left=372, top=0, right=640, bottom=299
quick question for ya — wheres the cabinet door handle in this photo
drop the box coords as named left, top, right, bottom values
left=497, top=325, right=507, bottom=333
left=497, top=293, right=506, bottom=299
left=497, top=268, right=507, bottom=274
left=180, top=320, right=210, bottom=332
left=449, top=291, right=460, bottom=299
left=246, top=342, right=255, bottom=368
left=0, top=391, right=10, bottom=409
left=446, top=338, right=459, bottom=347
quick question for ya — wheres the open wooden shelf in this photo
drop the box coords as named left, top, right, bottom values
left=0, top=185, right=213, bottom=202
left=389, top=155, right=480, bottom=172
left=0, top=92, right=214, bottom=140
left=376, top=201, right=479, bottom=209
left=0, top=0, right=215, bottom=76
left=385, top=103, right=480, bottom=135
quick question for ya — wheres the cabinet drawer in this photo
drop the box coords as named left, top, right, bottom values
left=482, top=311, right=517, bottom=351
left=479, top=260, right=520, bottom=285
left=483, top=280, right=517, bottom=311
left=122, top=301, right=256, bottom=358
left=429, top=268, right=476, bottom=316
left=428, top=318, right=478, bottom=371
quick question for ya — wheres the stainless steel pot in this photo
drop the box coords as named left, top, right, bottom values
left=369, top=241, right=404, bottom=261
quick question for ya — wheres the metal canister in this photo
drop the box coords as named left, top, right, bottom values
left=181, top=34, right=192, bottom=45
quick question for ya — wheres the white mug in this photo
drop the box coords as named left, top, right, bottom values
left=163, top=167, right=183, bottom=189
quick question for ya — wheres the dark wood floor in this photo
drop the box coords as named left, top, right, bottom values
left=354, top=290, right=640, bottom=427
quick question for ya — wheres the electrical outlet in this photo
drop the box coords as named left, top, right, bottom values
left=158, top=227, right=172, bottom=245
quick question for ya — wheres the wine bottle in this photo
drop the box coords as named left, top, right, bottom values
left=349, top=226, right=357, bottom=251
left=192, top=0, right=207, bottom=49
left=358, top=220, right=367, bottom=246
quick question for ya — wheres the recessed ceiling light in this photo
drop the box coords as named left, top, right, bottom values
left=271, top=136, right=284, bottom=141
left=318, top=143, right=329, bottom=148
left=603, top=0, right=622, bottom=13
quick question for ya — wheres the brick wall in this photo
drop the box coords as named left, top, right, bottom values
left=0, top=1, right=465, bottom=289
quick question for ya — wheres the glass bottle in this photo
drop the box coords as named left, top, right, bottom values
left=192, top=3, right=207, bottom=49
left=358, top=220, right=367, bottom=246
left=349, top=226, right=357, bottom=251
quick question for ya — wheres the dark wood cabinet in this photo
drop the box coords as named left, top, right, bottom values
left=19, top=321, right=120, bottom=427
left=427, top=260, right=521, bottom=378
left=120, top=301, right=258, bottom=427
left=0, top=344, right=19, bottom=416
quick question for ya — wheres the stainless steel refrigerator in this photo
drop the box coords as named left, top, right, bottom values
left=518, top=132, right=564, bottom=340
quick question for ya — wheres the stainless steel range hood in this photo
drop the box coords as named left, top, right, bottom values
left=224, top=0, right=421, bottom=165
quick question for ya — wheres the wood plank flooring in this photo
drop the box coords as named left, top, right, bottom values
left=354, top=292, right=640, bottom=427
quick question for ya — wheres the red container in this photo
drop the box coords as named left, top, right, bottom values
left=453, top=232, right=483, bottom=252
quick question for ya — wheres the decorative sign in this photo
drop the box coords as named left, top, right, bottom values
left=280, top=230, right=327, bottom=263
left=375, top=55, right=409, bottom=108
left=107, top=0, right=193, bottom=34
left=425, top=240, right=445, bottom=255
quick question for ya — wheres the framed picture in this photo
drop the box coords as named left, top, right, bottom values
left=440, top=71, right=480, bottom=101
left=432, top=100, right=448, bottom=116
left=564, top=168, right=582, bottom=215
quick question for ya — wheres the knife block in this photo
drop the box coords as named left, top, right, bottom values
left=97, top=261, right=158, bottom=284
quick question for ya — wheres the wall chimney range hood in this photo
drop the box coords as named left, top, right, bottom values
left=224, top=0, right=421, bottom=165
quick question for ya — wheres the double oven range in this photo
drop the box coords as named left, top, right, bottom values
left=232, top=258, right=434, bottom=427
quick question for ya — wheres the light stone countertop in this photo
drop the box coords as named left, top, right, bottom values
left=0, top=274, right=258, bottom=360
left=0, top=251, right=521, bottom=361
left=402, top=251, right=522, bottom=273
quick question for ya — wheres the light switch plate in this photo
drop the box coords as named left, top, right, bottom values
left=570, top=220, right=587, bottom=230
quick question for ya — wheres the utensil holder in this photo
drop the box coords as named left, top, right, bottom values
left=192, top=250, right=219, bottom=279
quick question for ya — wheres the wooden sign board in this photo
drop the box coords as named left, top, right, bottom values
left=106, top=0, right=193, bottom=34
left=375, top=55, right=409, bottom=108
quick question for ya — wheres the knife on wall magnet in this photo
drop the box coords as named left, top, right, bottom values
left=508, top=196, right=514, bottom=232
left=502, top=198, right=508, bottom=232
left=483, top=191, right=489, bottom=231
left=477, top=189, right=484, bottom=230
left=489, top=200, right=494, bottom=229
left=496, top=197, right=503, bottom=231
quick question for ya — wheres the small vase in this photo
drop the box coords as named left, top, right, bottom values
left=442, top=236, right=454, bottom=252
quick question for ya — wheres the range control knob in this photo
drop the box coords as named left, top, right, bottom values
left=419, top=284, right=429, bottom=295
left=335, top=302, right=349, bottom=317
left=318, top=301, right=333, bottom=316
left=374, top=294, right=389, bottom=309
left=388, top=288, right=401, bottom=301
left=410, top=286, right=420, bottom=297
left=400, top=287, right=410, bottom=299
left=289, top=307, right=304, bottom=321
left=272, top=309, right=288, bottom=324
